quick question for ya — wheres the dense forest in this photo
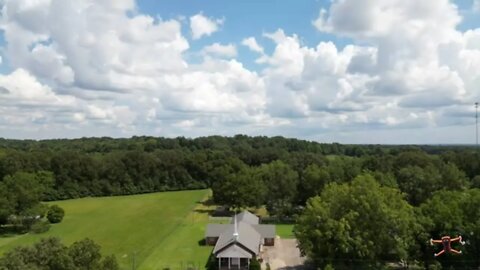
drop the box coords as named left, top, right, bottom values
left=1, top=135, right=479, bottom=269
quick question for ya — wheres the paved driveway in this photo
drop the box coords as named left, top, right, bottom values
left=261, top=238, right=307, bottom=270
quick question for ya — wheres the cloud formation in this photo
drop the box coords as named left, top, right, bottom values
left=202, top=43, right=237, bottom=58
left=242, top=37, right=264, bottom=54
left=0, top=0, right=479, bottom=143
left=189, top=13, right=223, bottom=40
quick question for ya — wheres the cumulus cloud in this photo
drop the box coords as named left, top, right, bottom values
left=242, top=37, right=264, bottom=53
left=189, top=13, right=223, bottom=40
left=202, top=43, right=237, bottom=58
left=474, top=0, right=480, bottom=12
left=0, top=0, right=479, bottom=143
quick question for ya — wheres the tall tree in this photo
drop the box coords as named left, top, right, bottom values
left=295, top=174, right=418, bottom=268
left=256, top=160, right=298, bottom=217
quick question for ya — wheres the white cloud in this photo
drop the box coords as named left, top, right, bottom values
left=189, top=13, right=223, bottom=40
left=202, top=43, right=237, bottom=58
left=0, top=0, right=479, bottom=143
left=241, top=37, right=264, bottom=53
left=474, top=0, right=480, bottom=12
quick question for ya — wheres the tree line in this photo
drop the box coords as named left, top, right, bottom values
left=1, top=135, right=480, bottom=269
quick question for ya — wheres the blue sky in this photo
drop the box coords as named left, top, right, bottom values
left=137, top=0, right=359, bottom=73
left=0, top=0, right=479, bottom=144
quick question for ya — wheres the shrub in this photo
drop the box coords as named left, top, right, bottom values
left=249, top=258, right=261, bottom=270
left=324, top=264, right=335, bottom=270
left=47, top=205, right=65, bottom=223
left=30, top=220, right=51, bottom=234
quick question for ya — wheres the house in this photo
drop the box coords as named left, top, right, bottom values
left=205, top=211, right=275, bottom=269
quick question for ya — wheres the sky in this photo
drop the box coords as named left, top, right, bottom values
left=0, top=0, right=479, bottom=144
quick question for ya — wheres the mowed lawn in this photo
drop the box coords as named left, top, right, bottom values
left=276, top=224, right=295, bottom=238
left=0, top=189, right=213, bottom=270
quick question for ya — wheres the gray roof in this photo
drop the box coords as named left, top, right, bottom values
left=205, top=224, right=231, bottom=238
left=216, top=243, right=253, bottom=259
left=253, top=224, right=276, bottom=238
left=231, top=211, right=259, bottom=225
left=213, top=222, right=261, bottom=255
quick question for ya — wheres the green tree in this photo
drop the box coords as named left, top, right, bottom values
left=438, top=163, right=469, bottom=191
left=47, top=205, right=65, bottom=224
left=298, top=164, right=331, bottom=203
left=31, top=237, right=74, bottom=270
left=420, top=189, right=480, bottom=268
left=295, top=174, right=418, bottom=268
left=396, top=165, right=441, bottom=206
left=100, top=255, right=119, bottom=270
left=256, top=160, right=298, bottom=217
left=472, top=175, right=480, bottom=188
left=68, top=238, right=102, bottom=270
left=0, top=237, right=118, bottom=270
left=0, top=246, right=38, bottom=270
left=212, top=166, right=266, bottom=209
left=0, top=183, right=14, bottom=225
left=0, top=238, right=75, bottom=270
left=2, top=172, right=45, bottom=214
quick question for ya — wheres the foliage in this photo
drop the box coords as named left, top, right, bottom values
left=0, top=172, right=52, bottom=230
left=295, top=174, right=418, bottom=268
left=211, top=158, right=266, bottom=209
left=419, top=189, right=480, bottom=268
left=1, top=136, right=480, bottom=268
left=0, top=237, right=117, bottom=270
left=30, top=220, right=51, bottom=234
left=206, top=254, right=217, bottom=270
left=249, top=257, right=261, bottom=270
left=256, top=160, right=298, bottom=217
left=47, top=205, right=65, bottom=224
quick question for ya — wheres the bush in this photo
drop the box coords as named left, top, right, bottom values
left=47, top=205, right=65, bottom=223
left=249, top=258, right=261, bottom=270
left=101, top=255, right=119, bottom=270
left=30, top=220, right=51, bottom=234
left=324, top=264, right=335, bottom=270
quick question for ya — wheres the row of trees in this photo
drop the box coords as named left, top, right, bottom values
left=0, top=137, right=480, bottom=205
left=211, top=152, right=475, bottom=215
left=0, top=238, right=118, bottom=270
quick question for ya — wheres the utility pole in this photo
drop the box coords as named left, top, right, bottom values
left=476, top=102, right=479, bottom=148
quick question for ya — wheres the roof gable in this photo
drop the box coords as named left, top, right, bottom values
left=231, top=211, right=259, bottom=225
left=213, top=222, right=261, bottom=255
left=216, top=243, right=253, bottom=258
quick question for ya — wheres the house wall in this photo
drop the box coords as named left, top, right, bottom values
left=206, top=237, right=219, bottom=245
left=264, top=238, right=274, bottom=246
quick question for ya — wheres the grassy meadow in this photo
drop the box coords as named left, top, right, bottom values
left=0, top=189, right=213, bottom=270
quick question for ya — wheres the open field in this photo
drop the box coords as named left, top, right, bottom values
left=0, top=189, right=213, bottom=270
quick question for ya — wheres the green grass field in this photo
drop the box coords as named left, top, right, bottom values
left=0, top=189, right=213, bottom=270
left=276, top=224, right=295, bottom=238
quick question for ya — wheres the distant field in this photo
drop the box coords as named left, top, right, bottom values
left=0, top=190, right=212, bottom=270
left=276, top=224, right=295, bottom=238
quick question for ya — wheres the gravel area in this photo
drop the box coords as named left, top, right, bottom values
left=261, top=237, right=307, bottom=270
